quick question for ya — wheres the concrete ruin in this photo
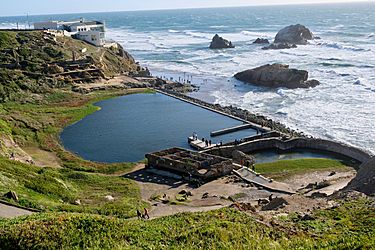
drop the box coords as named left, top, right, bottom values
left=146, top=148, right=237, bottom=181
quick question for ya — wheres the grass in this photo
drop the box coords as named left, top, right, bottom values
left=0, top=88, right=153, bottom=214
left=0, top=199, right=373, bottom=249
left=0, top=156, right=147, bottom=217
left=255, top=158, right=351, bottom=180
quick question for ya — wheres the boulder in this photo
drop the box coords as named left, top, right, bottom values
left=274, top=24, right=314, bottom=45
left=4, top=191, right=18, bottom=202
left=262, top=42, right=297, bottom=50
left=261, top=197, right=288, bottom=211
left=234, top=64, right=321, bottom=89
left=105, top=195, right=115, bottom=201
left=209, top=34, right=235, bottom=49
left=253, top=38, right=270, bottom=44
left=343, top=157, right=375, bottom=195
left=232, top=150, right=255, bottom=166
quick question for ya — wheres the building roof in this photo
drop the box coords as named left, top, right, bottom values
left=69, top=21, right=104, bottom=27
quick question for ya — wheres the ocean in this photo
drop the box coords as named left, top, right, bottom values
left=1, top=2, right=374, bottom=153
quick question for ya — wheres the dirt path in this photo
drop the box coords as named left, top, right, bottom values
left=22, top=147, right=62, bottom=168
left=282, top=169, right=356, bottom=195
left=124, top=165, right=276, bottom=218
left=0, top=203, right=33, bottom=218
left=124, top=165, right=358, bottom=219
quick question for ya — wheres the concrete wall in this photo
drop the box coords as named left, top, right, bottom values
left=205, top=138, right=373, bottom=167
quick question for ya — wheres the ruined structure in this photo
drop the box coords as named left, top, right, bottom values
left=146, top=148, right=237, bottom=181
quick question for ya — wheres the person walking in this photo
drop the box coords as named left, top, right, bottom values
left=144, top=208, right=150, bottom=219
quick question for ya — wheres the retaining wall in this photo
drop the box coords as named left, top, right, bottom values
left=205, top=137, right=373, bottom=168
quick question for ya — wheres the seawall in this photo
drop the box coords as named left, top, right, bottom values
left=204, top=137, right=373, bottom=168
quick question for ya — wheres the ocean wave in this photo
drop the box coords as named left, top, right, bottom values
left=319, top=42, right=368, bottom=52
left=209, top=25, right=228, bottom=29
left=168, top=29, right=180, bottom=33
left=368, top=33, right=375, bottom=38
left=184, top=31, right=212, bottom=39
left=276, top=88, right=287, bottom=96
left=240, top=30, right=272, bottom=38
left=320, top=62, right=356, bottom=67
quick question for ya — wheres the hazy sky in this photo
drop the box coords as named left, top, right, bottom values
left=0, top=0, right=370, bottom=16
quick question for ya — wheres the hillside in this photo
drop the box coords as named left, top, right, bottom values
left=0, top=29, right=373, bottom=250
left=0, top=30, right=143, bottom=102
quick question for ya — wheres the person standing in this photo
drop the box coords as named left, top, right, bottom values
left=137, top=209, right=142, bottom=219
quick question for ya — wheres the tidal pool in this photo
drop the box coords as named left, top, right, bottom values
left=61, top=93, right=257, bottom=163
left=253, top=149, right=358, bottom=165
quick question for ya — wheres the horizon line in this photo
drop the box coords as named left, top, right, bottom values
left=0, top=0, right=372, bottom=18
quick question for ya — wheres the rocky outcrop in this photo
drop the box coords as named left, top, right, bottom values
left=274, top=24, right=314, bottom=45
left=261, top=197, right=288, bottom=211
left=253, top=38, right=269, bottom=44
left=232, top=150, right=255, bottom=166
left=209, top=34, right=235, bottom=49
left=344, top=157, right=375, bottom=195
left=262, top=43, right=297, bottom=50
left=234, top=64, right=320, bottom=89
left=262, top=24, right=314, bottom=50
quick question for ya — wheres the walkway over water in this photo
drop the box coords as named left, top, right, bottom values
left=61, top=93, right=258, bottom=163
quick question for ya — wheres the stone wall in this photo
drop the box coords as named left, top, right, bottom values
left=205, top=138, right=373, bottom=168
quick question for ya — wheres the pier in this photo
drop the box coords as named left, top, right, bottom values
left=210, top=124, right=255, bottom=137
left=188, top=137, right=217, bottom=150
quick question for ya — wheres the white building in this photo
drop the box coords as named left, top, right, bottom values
left=33, top=19, right=106, bottom=47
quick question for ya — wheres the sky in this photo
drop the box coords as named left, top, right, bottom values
left=0, top=0, right=371, bottom=17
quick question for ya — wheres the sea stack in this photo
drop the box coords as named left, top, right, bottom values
left=274, top=24, right=314, bottom=45
left=209, top=34, right=235, bottom=49
left=234, top=64, right=320, bottom=89
left=263, top=24, right=314, bottom=50
left=253, top=38, right=270, bottom=44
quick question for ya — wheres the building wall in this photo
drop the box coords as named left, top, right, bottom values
left=76, top=30, right=105, bottom=46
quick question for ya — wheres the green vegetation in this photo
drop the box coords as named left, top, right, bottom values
left=255, top=158, right=351, bottom=180
left=0, top=199, right=373, bottom=249
left=0, top=157, right=146, bottom=217
left=0, top=88, right=152, bottom=216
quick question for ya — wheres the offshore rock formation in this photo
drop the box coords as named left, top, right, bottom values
left=274, top=24, right=314, bottom=45
left=234, top=64, right=320, bottom=89
left=209, top=34, right=235, bottom=49
left=262, top=43, right=297, bottom=50
left=263, top=24, right=314, bottom=50
left=253, top=38, right=270, bottom=44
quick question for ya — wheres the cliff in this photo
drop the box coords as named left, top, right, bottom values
left=0, top=30, right=141, bottom=102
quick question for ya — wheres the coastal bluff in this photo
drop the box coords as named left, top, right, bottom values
left=0, top=30, right=145, bottom=102
left=234, top=64, right=320, bottom=89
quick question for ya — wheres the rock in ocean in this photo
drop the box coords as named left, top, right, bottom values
left=209, top=34, right=235, bottom=49
left=234, top=64, right=320, bottom=89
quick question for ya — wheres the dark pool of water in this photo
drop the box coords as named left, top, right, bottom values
left=61, top=93, right=257, bottom=163
left=253, top=148, right=358, bottom=165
